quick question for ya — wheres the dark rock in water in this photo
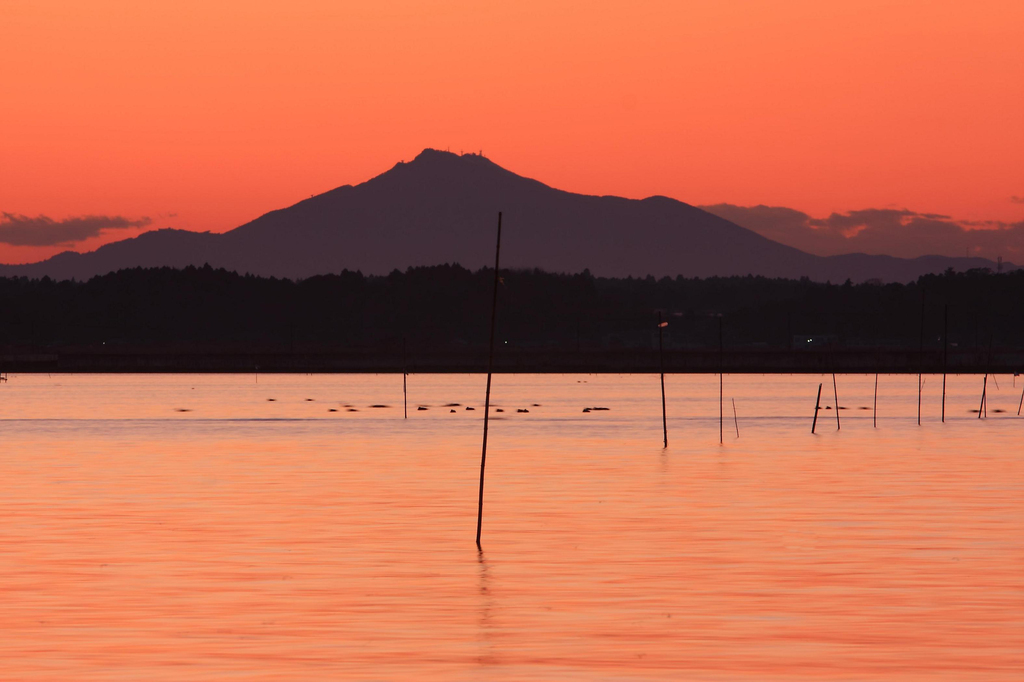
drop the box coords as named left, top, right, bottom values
left=369, top=404, right=389, bottom=408
left=495, top=408, right=504, bottom=413
left=267, top=398, right=276, bottom=402
left=590, top=406, right=610, bottom=411
left=466, top=406, right=475, bottom=411
left=993, top=408, right=1005, bottom=413
left=583, top=408, right=591, bottom=413
left=858, top=406, right=870, bottom=410
left=517, top=408, right=529, bottom=413
left=445, top=403, right=461, bottom=407
left=418, top=406, right=428, bottom=411
left=328, top=408, right=338, bottom=412
left=174, top=408, right=192, bottom=412
left=305, top=398, right=314, bottom=402
left=450, top=409, right=456, bottom=413
left=347, top=408, right=358, bottom=412
left=825, top=406, right=832, bottom=410
left=532, top=403, right=541, bottom=407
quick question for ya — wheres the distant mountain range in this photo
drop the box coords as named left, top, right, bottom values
left=0, top=149, right=1011, bottom=282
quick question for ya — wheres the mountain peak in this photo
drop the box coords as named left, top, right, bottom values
left=397, top=148, right=504, bottom=175
left=411, top=148, right=494, bottom=164
left=370, top=147, right=537, bottom=194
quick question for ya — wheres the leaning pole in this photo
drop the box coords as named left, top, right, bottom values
left=475, top=212, right=503, bottom=549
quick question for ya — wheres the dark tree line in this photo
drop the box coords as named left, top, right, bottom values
left=0, top=264, right=1021, bottom=352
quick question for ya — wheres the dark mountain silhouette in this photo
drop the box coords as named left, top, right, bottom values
left=0, top=149, right=1010, bottom=282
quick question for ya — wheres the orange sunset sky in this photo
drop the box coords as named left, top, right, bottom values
left=1, top=0, right=1022, bottom=264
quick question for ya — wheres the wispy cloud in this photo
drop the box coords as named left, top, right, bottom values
left=701, top=204, right=1024, bottom=262
left=1011, top=195, right=1024, bottom=204
left=0, top=213, right=151, bottom=246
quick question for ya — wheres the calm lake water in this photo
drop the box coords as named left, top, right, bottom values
left=1, top=373, right=1021, bottom=680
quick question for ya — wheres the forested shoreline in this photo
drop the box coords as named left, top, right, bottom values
left=1, top=264, right=1021, bottom=354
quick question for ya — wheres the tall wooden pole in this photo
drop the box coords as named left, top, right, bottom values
left=476, top=212, right=502, bottom=549
left=403, top=336, right=408, bottom=419
left=941, top=305, right=948, bottom=423
left=918, top=292, right=925, bottom=426
left=658, top=311, right=668, bottom=448
left=719, top=315, right=724, bottom=445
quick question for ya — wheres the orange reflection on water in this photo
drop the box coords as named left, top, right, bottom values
left=0, top=373, right=1021, bottom=679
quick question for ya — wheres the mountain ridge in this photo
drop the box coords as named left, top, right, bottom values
left=0, top=149, right=1011, bottom=282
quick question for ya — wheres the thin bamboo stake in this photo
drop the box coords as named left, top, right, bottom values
left=731, top=398, right=739, bottom=438
left=873, top=373, right=878, bottom=428
left=403, top=336, right=408, bottom=420
left=475, top=212, right=502, bottom=549
left=719, top=315, right=724, bottom=445
left=979, top=331, right=993, bottom=420
left=658, top=312, right=668, bottom=448
left=942, top=305, right=948, bottom=423
left=978, top=374, right=987, bottom=420
left=918, top=292, right=925, bottom=425
left=811, top=383, right=822, bottom=434
left=827, top=342, right=840, bottom=430
left=832, top=372, right=840, bottom=430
